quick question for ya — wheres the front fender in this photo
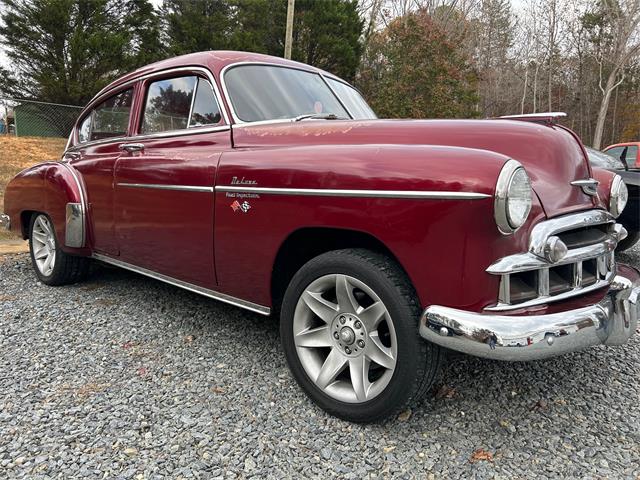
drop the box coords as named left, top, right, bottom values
left=4, top=161, right=89, bottom=255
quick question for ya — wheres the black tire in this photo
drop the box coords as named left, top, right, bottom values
left=617, top=230, right=640, bottom=252
left=280, top=248, right=442, bottom=423
left=28, top=213, right=90, bottom=286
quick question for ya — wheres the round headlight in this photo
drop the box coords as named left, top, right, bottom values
left=495, top=160, right=532, bottom=234
left=609, top=175, right=628, bottom=218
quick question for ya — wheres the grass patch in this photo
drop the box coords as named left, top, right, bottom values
left=0, top=136, right=66, bottom=239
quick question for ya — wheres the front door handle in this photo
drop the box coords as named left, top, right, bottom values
left=119, top=143, right=145, bottom=153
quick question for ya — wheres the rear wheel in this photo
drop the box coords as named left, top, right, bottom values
left=280, top=249, right=441, bottom=422
left=29, top=213, right=89, bottom=285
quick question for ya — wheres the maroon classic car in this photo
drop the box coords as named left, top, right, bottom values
left=2, top=52, right=639, bottom=422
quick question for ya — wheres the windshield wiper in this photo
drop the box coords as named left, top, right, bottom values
left=294, top=113, right=345, bottom=122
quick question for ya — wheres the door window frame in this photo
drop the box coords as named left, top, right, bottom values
left=69, top=66, right=229, bottom=150
left=136, top=72, right=226, bottom=137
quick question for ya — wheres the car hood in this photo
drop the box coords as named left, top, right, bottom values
left=232, top=118, right=602, bottom=217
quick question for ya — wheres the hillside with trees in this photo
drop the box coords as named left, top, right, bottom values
left=0, top=0, right=638, bottom=147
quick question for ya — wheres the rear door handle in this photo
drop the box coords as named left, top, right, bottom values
left=119, top=143, right=145, bottom=153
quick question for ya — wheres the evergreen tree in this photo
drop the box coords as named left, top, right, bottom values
left=0, top=0, right=162, bottom=104
left=161, top=0, right=233, bottom=54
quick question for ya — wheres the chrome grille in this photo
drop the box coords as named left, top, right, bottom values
left=487, top=210, right=624, bottom=312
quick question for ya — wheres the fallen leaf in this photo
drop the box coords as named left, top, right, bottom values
left=211, top=386, right=225, bottom=394
left=383, top=446, right=396, bottom=453
left=397, top=409, right=412, bottom=421
left=499, top=419, right=510, bottom=428
left=531, top=399, right=548, bottom=411
left=184, top=335, right=195, bottom=344
left=470, top=448, right=494, bottom=463
left=435, top=385, right=456, bottom=400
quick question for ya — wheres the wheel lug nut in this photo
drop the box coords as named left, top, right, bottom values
left=333, top=332, right=339, bottom=340
left=339, top=316, right=346, bottom=324
left=345, top=347, right=351, bottom=354
left=354, top=321, right=362, bottom=329
left=357, top=340, right=365, bottom=348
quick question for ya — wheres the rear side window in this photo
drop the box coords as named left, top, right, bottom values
left=141, top=76, right=222, bottom=134
left=77, top=88, right=133, bottom=143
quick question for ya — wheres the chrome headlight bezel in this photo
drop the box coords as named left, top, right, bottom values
left=494, top=159, right=532, bottom=235
left=609, top=175, right=628, bottom=218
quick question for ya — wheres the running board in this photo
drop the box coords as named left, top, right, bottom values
left=92, top=253, right=271, bottom=316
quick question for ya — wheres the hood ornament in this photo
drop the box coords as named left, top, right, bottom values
left=571, top=179, right=599, bottom=196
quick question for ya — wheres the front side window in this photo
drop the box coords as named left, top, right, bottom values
left=142, top=76, right=197, bottom=133
left=78, top=88, right=133, bottom=143
left=326, top=78, right=377, bottom=120
left=225, top=65, right=350, bottom=122
left=141, top=76, right=222, bottom=134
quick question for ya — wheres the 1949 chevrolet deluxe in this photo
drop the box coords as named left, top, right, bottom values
left=2, top=52, right=639, bottom=422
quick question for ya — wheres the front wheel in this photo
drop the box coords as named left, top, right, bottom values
left=29, top=213, right=90, bottom=286
left=280, top=249, right=441, bottom=422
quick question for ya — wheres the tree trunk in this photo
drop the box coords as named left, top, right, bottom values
left=593, top=70, right=619, bottom=149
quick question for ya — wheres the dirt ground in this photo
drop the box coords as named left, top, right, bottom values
left=0, top=136, right=66, bottom=245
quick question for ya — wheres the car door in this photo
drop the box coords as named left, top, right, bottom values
left=114, top=71, right=231, bottom=288
left=68, top=87, right=136, bottom=255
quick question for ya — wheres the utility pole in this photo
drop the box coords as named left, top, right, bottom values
left=284, top=0, right=295, bottom=60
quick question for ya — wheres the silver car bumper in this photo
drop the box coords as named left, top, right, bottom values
left=0, top=213, right=10, bottom=230
left=420, top=269, right=640, bottom=361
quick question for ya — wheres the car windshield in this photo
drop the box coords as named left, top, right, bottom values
left=224, top=64, right=373, bottom=123
left=585, top=146, right=625, bottom=170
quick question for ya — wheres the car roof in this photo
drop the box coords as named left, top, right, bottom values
left=604, top=142, right=640, bottom=149
left=93, top=50, right=341, bottom=101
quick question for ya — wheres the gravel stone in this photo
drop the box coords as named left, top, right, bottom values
left=0, top=243, right=639, bottom=478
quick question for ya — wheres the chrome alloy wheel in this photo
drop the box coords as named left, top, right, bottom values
left=293, top=274, right=398, bottom=403
left=31, top=215, right=57, bottom=276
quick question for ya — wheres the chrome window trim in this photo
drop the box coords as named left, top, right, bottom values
left=318, top=73, right=354, bottom=119
left=65, top=125, right=231, bottom=152
left=117, top=183, right=214, bottom=193
left=92, top=253, right=270, bottom=316
left=70, top=66, right=230, bottom=149
left=216, top=185, right=490, bottom=200
left=220, top=61, right=357, bottom=125
left=58, top=163, right=86, bottom=248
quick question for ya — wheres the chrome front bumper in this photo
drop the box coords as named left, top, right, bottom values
left=420, top=269, right=640, bottom=361
left=0, top=213, right=10, bottom=230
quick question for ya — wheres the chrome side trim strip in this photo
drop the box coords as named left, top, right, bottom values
left=117, top=183, right=214, bottom=193
left=92, top=253, right=271, bottom=316
left=215, top=186, right=490, bottom=200
left=59, top=163, right=86, bottom=247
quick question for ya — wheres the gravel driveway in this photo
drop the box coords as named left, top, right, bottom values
left=1, top=246, right=639, bottom=479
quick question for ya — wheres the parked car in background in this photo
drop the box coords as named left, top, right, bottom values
left=2, top=52, right=639, bottom=422
left=604, top=142, right=640, bottom=169
left=585, top=147, right=639, bottom=251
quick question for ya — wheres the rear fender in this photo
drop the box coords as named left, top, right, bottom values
left=4, top=162, right=89, bottom=255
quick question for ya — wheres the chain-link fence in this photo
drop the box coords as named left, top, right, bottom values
left=0, top=97, right=82, bottom=138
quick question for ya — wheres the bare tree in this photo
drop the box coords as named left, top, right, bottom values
left=592, top=0, right=640, bottom=149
